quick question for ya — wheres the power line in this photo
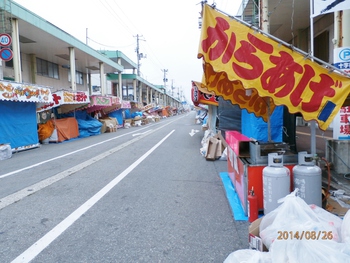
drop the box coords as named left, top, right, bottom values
left=87, top=37, right=134, bottom=49
left=94, top=1, right=168, bottom=83
left=98, top=0, right=135, bottom=38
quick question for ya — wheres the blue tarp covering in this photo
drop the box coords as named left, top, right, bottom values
left=131, top=111, right=142, bottom=118
left=242, top=106, right=284, bottom=142
left=220, top=172, right=248, bottom=221
left=74, top=111, right=102, bottom=138
left=124, top=109, right=131, bottom=119
left=108, top=109, right=123, bottom=125
left=58, top=110, right=102, bottom=138
left=0, top=101, right=38, bottom=149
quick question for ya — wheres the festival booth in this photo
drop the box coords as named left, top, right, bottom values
left=0, top=81, right=53, bottom=152
left=140, top=103, right=159, bottom=124
left=161, top=106, right=170, bottom=117
left=191, top=81, right=219, bottom=107
left=198, top=4, right=350, bottom=216
left=107, top=100, right=131, bottom=128
left=37, top=90, right=90, bottom=143
left=191, top=81, right=219, bottom=131
left=100, top=96, right=122, bottom=132
left=64, top=94, right=115, bottom=136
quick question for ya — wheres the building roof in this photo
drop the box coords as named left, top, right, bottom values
left=5, top=1, right=123, bottom=74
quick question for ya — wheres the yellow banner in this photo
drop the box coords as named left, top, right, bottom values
left=202, top=63, right=274, bottom=122
left=198, top=4, right=350, bottom=130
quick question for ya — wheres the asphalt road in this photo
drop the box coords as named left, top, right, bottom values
left=0, top=112, right=248, bottom=263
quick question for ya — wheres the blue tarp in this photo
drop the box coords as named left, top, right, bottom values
left=58, top=110, right=102, bottom=138
left=0, top=101, right=38, bottom=149
left=108, top=109, right=123, bottom=126
left=242, top=106, right=284, bottom=142
left=124, top=109, right=131, bottom=119
left=220, top=172, right=248, bottom=221
left=74, top=111, right=102, bottom=138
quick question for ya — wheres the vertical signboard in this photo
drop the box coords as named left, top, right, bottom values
left=333, top=47, right=350, bottom=139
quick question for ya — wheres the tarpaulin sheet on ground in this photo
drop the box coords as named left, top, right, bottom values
left=198, top=4, right=350, bottom=130
left=74, top=110, right=102, bottom=137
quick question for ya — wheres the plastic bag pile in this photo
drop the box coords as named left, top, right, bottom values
left=224, top=189, right=350, bottom=263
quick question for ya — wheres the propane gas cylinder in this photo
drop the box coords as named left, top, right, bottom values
left=293, top=151, right=322, bottom=207
left=263, top=153, right=290, bottom=215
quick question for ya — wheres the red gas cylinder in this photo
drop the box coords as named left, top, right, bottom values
left=248, top=187, right=258, bottom=223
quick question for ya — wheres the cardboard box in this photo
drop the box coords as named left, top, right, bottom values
left=124, top=119, right=132, bottom=124
left=214, top=131, right=228, bottom=159
left=106, top=126, right=117, bottom=132
left=99, top=117, right=118, bottom=133
left=248, top=217, right=268, bottom=251
left=205, top=137, right=219, bottom=160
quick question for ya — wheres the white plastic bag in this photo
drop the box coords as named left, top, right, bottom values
left=342, top=209, right=350, bottom=244
left=270, top=239, right=350, bottom=263
left=260, top=189, right=342, bottom=249
left=0, top=144, right=12, bottom=160
left=223, top=249, right=271, bottom=263
left=219, top=147, right=228, bottom=161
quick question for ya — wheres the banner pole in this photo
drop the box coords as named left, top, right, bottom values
left=310, top=0, right=316, bottom=156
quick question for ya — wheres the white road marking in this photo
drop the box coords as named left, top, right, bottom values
left=189, top=129, right=200, bottom=136
left=0, top=115, right=183, bottom=179
left=0, top=133, right=143, bottom=210
left=11, top=130, right=175, bottom=263
left=0, top=129, right=144, bottom=179
left=132, top=129, right=153, bottom=136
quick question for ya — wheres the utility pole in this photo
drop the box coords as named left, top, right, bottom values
left=162, top=69, right=168, bottom=90
left=134, top=34, right=146, bottom=103
left=161, top=69, right=168, bottom=106
left=135, top=34, right=146, bottom=76
left=171, top=79, right=174, bottom=96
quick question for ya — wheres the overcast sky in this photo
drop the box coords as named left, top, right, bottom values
left=14, top=0, right=240, bottom=102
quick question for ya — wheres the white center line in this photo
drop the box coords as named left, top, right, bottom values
left=11, top=130, right=175, bottom=263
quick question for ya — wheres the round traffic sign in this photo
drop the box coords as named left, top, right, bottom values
left=0, top=48, right=13, bottom=61
left=0, top=33, right=12, bottom=47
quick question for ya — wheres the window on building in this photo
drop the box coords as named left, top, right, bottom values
left=68, top=71, right=84, bottom=85
left=5, top=59, right=13, bottom=68
left=314, top=30, right=329, bottom=63
left=36, top=58, right=59, bottom=79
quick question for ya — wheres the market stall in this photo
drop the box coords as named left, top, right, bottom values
left=37, top=89, right=89, bottom=114
left=37, top=90, right=90, bottom=143
left=107, top=100, right=131, bottom=128
left=0, top=80, right=53, bottom=151
left=198, top=4, right=350, bottom=217
left=192, top=81, right=219, bottom=131
left=46, top=117, right=79, bottom=142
